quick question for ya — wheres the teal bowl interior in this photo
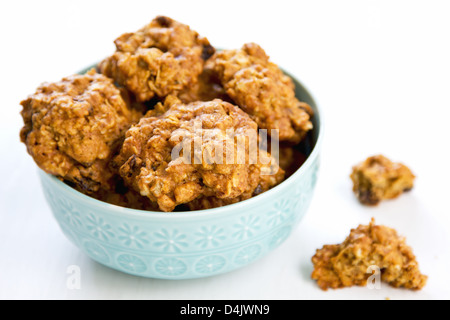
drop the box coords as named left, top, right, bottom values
left=39, top=68, right=323, bottom=279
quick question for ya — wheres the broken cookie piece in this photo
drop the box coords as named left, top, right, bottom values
left=350, top=155, right=415, bottom=206
left=311, top=219, right=427, bottom=291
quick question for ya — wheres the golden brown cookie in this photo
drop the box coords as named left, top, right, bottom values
left=312, top=219, right=427, bottom=291
left=206, top=43, right=313, bottom=143
left=350, top=155, right=415, bottom=205
left=99, top=16, right=214, bottom=102
left=114, top=96, right=284, bottom=212
left=20, top=69, right=142, bottom=194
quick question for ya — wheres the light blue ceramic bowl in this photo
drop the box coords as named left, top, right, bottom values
left=38, top=72, right=322, bottom=279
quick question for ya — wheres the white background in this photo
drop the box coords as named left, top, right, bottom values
left=1, top=0, right=449, bottom=300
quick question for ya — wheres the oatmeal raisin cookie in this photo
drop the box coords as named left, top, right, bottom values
left=206, top=43, right=313, bottom=143
left=312, top=219, right=427, bottom=291
left=114, top=96, right=284, bottom=212
left=20, top=69, right=142, bottom=193
left=350, top=155, right=415, bottom=205
left=99, top=16, right=214, bottom=102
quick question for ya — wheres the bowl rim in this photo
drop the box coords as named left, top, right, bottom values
left=40, top=77, right=324, bottom=221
